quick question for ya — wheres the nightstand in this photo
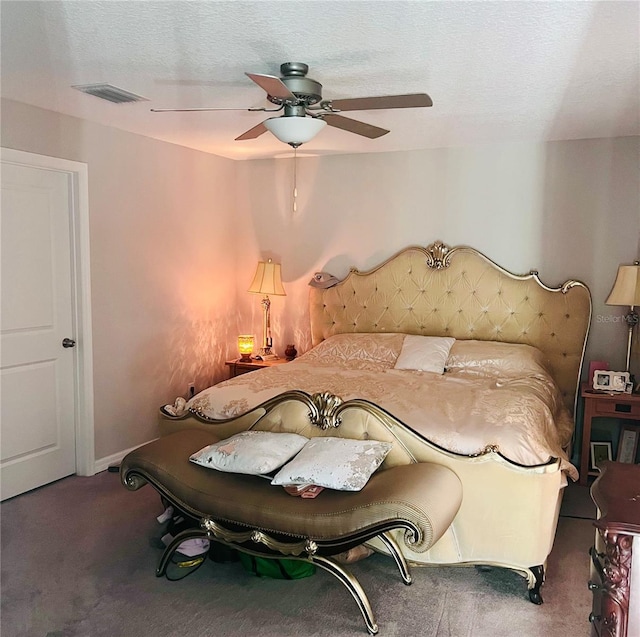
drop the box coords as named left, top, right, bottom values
left=579, top=383, right=640, bottom=486
left=225, top=358, right=289, bottom=378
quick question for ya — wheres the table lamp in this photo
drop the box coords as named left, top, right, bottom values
left=605, top=260, right=640, bottom=372
left=237, top=335, right=255, bottom=362
left=248, top=259, right=286, bottom=358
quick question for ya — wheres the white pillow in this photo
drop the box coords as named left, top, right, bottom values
left=189, top=431, right=309, bottom=476
left=271, top=437, right=393, bottom=491
left=393, top=335, right=456, bottom=373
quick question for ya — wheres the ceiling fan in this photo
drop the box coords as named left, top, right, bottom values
left=151, top=62, right=433, bottom=147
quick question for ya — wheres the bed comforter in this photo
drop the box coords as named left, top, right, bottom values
left=185, top=334, right=578, bottom=480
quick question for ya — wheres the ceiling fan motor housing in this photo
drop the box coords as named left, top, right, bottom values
left=267, top=62, right=323, bottom=106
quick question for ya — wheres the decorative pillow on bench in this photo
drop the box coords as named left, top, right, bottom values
left=189, top=431, right=309, bottom=476
left=271, top=437, right=393, bottom=492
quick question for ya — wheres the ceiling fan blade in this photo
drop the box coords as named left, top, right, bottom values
left=245, top=73, right=296, bottom=101
left=322, top=114, right=389, bottom=139
left=235, top=121, right=268, bottom=141
left=151, top=107, right=265, bottom=112
left=328, top=93, right=433, bottom=112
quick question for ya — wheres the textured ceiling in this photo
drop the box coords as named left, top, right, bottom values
left=1, top=1, right=638, bottom=161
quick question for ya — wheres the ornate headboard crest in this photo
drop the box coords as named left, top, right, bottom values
left=309, top=241, right=592, bottom=414
left=425, top=240, right=453, bottom=270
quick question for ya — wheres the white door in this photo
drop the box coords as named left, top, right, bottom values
left=1, top=162, right=78, bottom=500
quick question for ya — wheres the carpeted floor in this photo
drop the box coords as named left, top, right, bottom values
left=1, top=472, right=596, bottom=637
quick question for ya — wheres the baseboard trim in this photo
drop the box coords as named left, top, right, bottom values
left=94, top=439, right=157, bottom=474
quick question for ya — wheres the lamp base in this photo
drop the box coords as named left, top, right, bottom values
left=239, top=353, right=252, bottom=362
left=255, top=347, right=279, bottom=361
left=623, top=309, right=638, bottom=372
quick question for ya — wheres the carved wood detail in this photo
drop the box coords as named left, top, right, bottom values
left=424, top=240, right=454, bottom=270
left=308, top=392, right=344, bottom=429
left=598, top=529, right=632, bottom=637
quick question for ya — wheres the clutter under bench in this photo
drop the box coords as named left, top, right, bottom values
left=121, top=426, right=462, bottom=635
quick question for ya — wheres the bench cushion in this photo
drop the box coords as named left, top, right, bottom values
left=121, top=429, right=462, bottom=553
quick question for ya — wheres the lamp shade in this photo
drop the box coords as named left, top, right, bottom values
left=263, top=116, right=326, bottom=146
left=606, top=263, right=640, bottom=307
left=237, top=334, right=254, bottom=361
left=248, top=259, right=286, bottom=296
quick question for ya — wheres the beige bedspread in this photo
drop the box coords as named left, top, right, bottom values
left=187, top=335, right=578, bottom=480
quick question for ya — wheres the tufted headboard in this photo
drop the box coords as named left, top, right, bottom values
left=309, top=242, right=592, bottom=414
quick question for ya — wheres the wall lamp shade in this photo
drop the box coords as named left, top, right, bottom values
left=248, top=259, right=286, bottom=357
left=606, top=261, right=640, bottom=372
left=263, top=117, right=326, bottom=147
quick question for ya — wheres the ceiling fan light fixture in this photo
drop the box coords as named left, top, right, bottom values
left=263, top=116, right=326, bottom=147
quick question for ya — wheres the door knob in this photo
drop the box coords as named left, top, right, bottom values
left=62, top=338, right=76, bottom=348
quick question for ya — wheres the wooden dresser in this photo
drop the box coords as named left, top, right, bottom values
left=589, top=461, right=640, bottom=637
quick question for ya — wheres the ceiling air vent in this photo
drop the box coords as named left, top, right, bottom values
left=72, top=83, right=148, bottom=104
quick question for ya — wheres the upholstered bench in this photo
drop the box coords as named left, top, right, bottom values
left=121, top=429, right=463, bottom=635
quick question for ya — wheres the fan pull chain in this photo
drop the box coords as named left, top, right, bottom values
left=293, top=148, right=298, bottom=214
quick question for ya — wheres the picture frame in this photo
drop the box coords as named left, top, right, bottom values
left=617, top=426, right=639, bottom=464
left=590, top=441, right=612, bottom=471
left=588, top=360, right=609, bottom=388
left=592, top=370, right=631, bottom=392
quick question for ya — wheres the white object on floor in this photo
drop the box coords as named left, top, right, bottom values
left=161, top=533, right=210, bottom=557
left=156, top=506, right=174, bottom=524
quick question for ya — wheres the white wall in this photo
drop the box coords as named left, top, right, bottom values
left=1, top=98, right=239, bottom=462
left=3, top=96, right=638, bottom=464
left=236, top=137, right=640, bottom=377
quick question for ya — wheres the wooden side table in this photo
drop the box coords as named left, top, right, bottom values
left=589, top=461, right=640, bottom=637
left=580, top=384, right=640, bottom=486
left=225, top=358, right=289, bottom=378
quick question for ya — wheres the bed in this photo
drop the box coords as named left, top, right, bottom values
left=159, top=241, right=592, bottom=602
